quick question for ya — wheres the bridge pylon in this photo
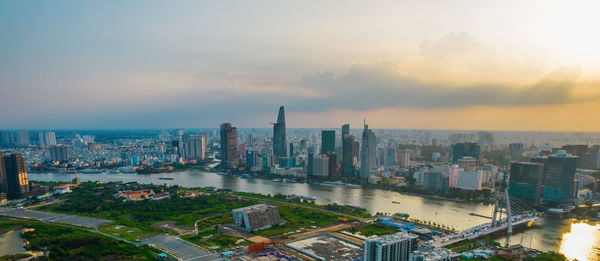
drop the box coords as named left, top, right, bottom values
left=491, top=165, right=512, bottom=234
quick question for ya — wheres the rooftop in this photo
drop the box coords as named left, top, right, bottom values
left=366, top=231, right=417, bottom=244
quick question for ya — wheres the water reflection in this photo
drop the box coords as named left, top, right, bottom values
left=559, top=222, right=600, bottom=261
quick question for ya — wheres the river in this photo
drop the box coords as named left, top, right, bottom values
left=27, top=170, right=599, bottom=260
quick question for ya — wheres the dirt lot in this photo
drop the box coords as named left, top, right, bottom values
left=151, top=221, right=194, bottom=234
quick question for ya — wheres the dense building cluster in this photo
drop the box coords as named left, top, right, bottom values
left=1, top=106, right=598, bottom=208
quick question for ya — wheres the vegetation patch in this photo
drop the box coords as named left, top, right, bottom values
left=348, top=222, right=398, bottom=237
left=0, top=254, right=32, bottom=261
left=0, top=218, right=156, bottom=260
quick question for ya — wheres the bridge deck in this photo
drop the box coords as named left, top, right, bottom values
left=428, top=214, right=540, bottom=247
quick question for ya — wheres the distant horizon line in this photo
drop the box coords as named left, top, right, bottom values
left=1, top=127, right=600, bottom=134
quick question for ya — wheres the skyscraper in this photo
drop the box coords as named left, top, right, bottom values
left=272, top=106, right=287, bottom=160
left=343, top=135, right=359, bottom=176
left=49, top=145, right=69, bottom=163
left=509, top=162, right=544, bottom=205
left=341, top=124, right=350, bottom=140
left=38, top=131, right=57, bottom=147
left=3, top=153, right=29, bottom=199
left=0, top=131, right=15, bottom=146
left=321, top=130, right=336, bottom=154
left=17, top=130, right=30, bottom=146
left=183, top=135, right=206, bottom=162
left=508, top=143, right=524, bottom=159
left=531, top=151, right=577, bottom=206
left=360, top=119, right=377, bottom=179
left=220, top=123, right=238, bottom=168
left=0, top=152, right=6, bottom=194
left=341, top=124, right=350, bottom=163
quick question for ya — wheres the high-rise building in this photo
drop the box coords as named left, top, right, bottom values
left=321, top=130, right=336, bottom=154
left=3, top=153, right=29, bottom=199
left=343, top=135, right=360, bottom=176
left=272, top=106, right=287, bottom=160
left=380, top=147, right=396, bottom=167
left=17, top=130, right=30, bottom=146
left=509, top=143, right=524, bottom=159
left=49, top=145, right=69, bottom=163
left=397, top=150, right=411, bottom=167
left=0, top=131, right=16, bottom=146
left=360, top=119, right=377, bottom=179
left=38, top=131, right=57, bottom=147
left=311, top=154, right=329, bottom=177
left=364, top=232, right=418, bottom=261
left=532, top=151, right=577, bottom=206
left=423, top=170, right=448, bottom=194
left=341, top=123, right=350, bottom=155
left=509, top=162, right=544, bottom=205
left=246, top=150, right=259, bottom=170
left=342, top=124, right=350, bottom=140
left=220, top=123, right=238, bottom=168
left=183, top=135, right=206, bottom=162
left=0, top=152, right=6, bottom=194
left=477, top=131, right=494, bottom=151
left=451, top=143, right=480, bottom=163
left=561, top=144, right=588, bottom=169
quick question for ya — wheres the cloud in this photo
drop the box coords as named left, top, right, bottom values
left=296, top=63, right=595, bottom=110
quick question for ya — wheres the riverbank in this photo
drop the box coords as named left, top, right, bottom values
left=225, top=170, right=482, bottom=203
left=26, top=170, right=594, bottom=257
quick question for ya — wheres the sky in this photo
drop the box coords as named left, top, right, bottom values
left=2, top=0, right=600, bottom=131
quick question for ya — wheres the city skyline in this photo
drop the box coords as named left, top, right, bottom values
left=3, top=1, right=600, bottom=131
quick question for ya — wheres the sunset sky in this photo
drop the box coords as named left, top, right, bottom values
left=2, top=0, right=600, bottom=131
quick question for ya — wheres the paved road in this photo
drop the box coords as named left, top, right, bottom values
left=1, top=207, right=222, bottom=260
left=142, top=234, right=222, bottom=261
left=0, top=207, right=110, bottom=228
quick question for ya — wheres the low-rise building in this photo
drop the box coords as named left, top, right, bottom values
left=114, top=189, right=155, bottom=201
left=409, top=248, right=459, bottom=261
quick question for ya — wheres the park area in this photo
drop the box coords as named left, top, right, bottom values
left=34, top=181, right=365, bottom=245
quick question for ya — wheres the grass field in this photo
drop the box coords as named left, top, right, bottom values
left=348, top=222, right=398, bottom=237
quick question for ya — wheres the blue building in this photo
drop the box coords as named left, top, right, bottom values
left=531, top=152, right=577, bottom=206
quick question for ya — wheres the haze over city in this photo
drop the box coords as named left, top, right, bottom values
left=2, top=0, right=600, bottom=130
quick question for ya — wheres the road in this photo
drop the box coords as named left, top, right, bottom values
left=0, top=207, right=222, bottom=260
left=142, top=234, right=222, bottom=261
left=0, top=207, right=110, bottom=228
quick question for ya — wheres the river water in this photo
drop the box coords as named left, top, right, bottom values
left=28, top=170, right=600, bottom=260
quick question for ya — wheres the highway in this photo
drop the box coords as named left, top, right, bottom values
left=0, top=207, right=222, bottom=260
left=0, top=207, right=110, bottom=228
